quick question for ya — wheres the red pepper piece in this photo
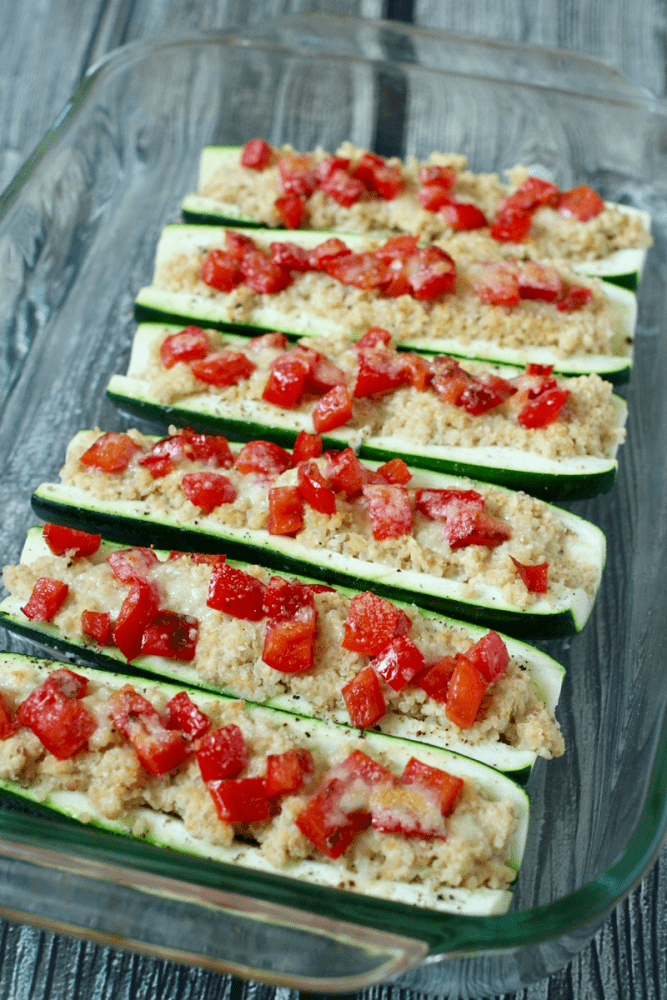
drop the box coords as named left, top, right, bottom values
left=556, top=285, right=593, bottom=312
left=275, top=194, right=307, bottom=229
left=457, top=377, right=509, bottom=416
left=445, top=657, right=488, bottom=729
left=240, top=249, right=292, bottom=293
left=417, top=655, right=457, bottom=703
left=268, top=486, right=304, bottom=535
left=113, top=581, right=160, bottom=661
left=337, top=749, right=397, bottom=787
left=168, top=551, right=224, bottom=566
left=406, top=246, right=457, bottom=300
left=308, top=238, right=352, bottom=271
left=297, top=460, right=337, bottom=515
left=415, top=488, right=485, bottom=521
left=526, top=362, right=554, bottom=376
left=240, top=138, right=273, bottom=169
left=225, top=230, right=256, bottom=261
left=191, top=350, right=256, bottom=386
left=262, top=576, right=315, bottom=620
left=440, top=201, right=488, bottom=230
left=247, top=331, right=289, bottom=351
left=490, top=205, right=532, bottom=243
left=342, top=591, right=411, bottom=656
left=319, top=167, right=366, bottom=207
left=266, top=748, right=315, bottom=797
left=325, top=251, right=390, bottom=290
left=207, top=561, right=266, bottom=621
left=107, top=547, right=158, bottom=585
left=208, top=776, right=270, bottom=824
left=402, top=757, right=464, bottom=815
left=18, top=671, right=96, bottom=760
left=269, top=241, right=311, bottom=271
left=163, top=690, right=210, bottom=740
left=262, top=350, right=311, bottom=408
left=372, top=635, right=425, bottom=692
left=314, top=155, right=351, bottom=183
left=196, top=724, right=248, bottom=782
left=464, top=631, right=511, bottom=683
left=418, top=165, right=456, bottom=189
left=363, top=484, right=413, bottom=540
left=417, top=184, right=454, bottom=211
left=353, top=348, right=406, bottom=398
left=430, top=356, right=472, bottom=404
left=398, top=352, right=432, bottom=391
left=42, top=523, right=101, bottom=558
left=354, top=327, right=392, bottom=350
left=108, top=684, right=190, bottom=774
left=277, top=154, right=316, bottom=197
left=517, top=261, right=562, bottom=302
left=22, top=578, right=68, bottom=621
left=518, top=387, right=570, bottom=428
left=342, top=665, right=386, bottom=728
left=262, top=608, right=318, bottom=673
left=295, top=776, right=368, bottom=858
left=305, top=355, right=347, bottom=395
left=81, top=610, right=112, bottom=645
left=324, top=448, right=368, bottom=496
left=469, top=261, right=520, bottom=306
left=352, top=153, right=404, bottom=199
left=182, top=471, right=237, bottom=514
left=0, top=694, right=15, bottom=740
left=557, top=185, right=605, bottom=221
left=291, top=430, right=323, bottom=465
left=511, top=556, right=549, bottom=594
left=140, top=610, right=198, bottom=661
left=312, top=384, right=353, bottom=434
left=235, top=439, right=292, bottom=477
left=445, top=507, right=512, bottom=549
left=201, top=248, right=241, bottom=291
left=376, top=457, right=411, bottom=485
left=160, top=326, right=210, bottom=368
left=492, top=177, right=559, bottom=243
left=80, top=432, right=141, bottom=473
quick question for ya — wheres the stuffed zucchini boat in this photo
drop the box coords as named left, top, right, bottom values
left=181, top=143, right=651, bottom=290
left=106, top=321, right=627, bottom=502
left=1, top=528, right=565, bottom=775
left=134, top=224, right=637, bottom=383
left=0, top=653, right=530, bottom=915
left=29, top=428, right=606, bottom=638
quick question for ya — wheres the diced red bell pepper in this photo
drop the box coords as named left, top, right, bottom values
left=457, top=378, right=509, bottom=416
left=445, top=507, right=512, bottom=549
left=305, top=354, right=347, bottom=395
left=430, top=356, right=472, bottom=404
left=262, top=576, right=315, bottom=620
left=18, top=671, right=96, bottom=760
left=518, top=261, right=562, bottom=302
left=277, top=154, right=316, bottom=197
left=511, top=556, right=549, bottom=594
left=493, top=178, right=559, bottom=241
left=262, top=607, right=318, bottom=673
left=79, top=432, right=141, bottom=473
left=201, top=248, right=241, bottom=291
left=308, top=238, right=352, bottom=270
left=464, top=630, right=510, bottom=683
left=354, top=327, right=392, bottom=350
left=113, top=580, right=160, bottom=661
left=352, top=153, right=404, bottom=199
left=354, top=348, right=405, bottom=398
left=556, top=284, right=593, bottom=312
left=490, top=205, right=532, bottom=243
left=342, top=591, right=411, bottom=655
left=445, top=657, right=488, bottom=729
left=181, top=471, right=237, bottom=514
left=376, top=457, right=411, bottom=485
left=235, top=439, right=292, bottom=477
left=108, top=684, right=190, bottom=775
left=415, top=488, right=485, bottom=521
left=419, top=164, right=456, bottom=188
left=469, top=261, right=520, bottom=307
left=417, top=655, right=457, bottom=703
left=0, top=694, right=15, bottom=740
left=319, top=167, right=366, bottom=206
left=163, top=690, right=211, bottom=740
left=274, top=194, right=307, bottom=230
left=402, top=757, right=464, bottom=816
left=248, top=331, right=289, bottom=351
left=207, top=560, right=267, bottom=621
left=159, top=326, right=210, bottom=368
left=240, top=249, right=292, bottom=293
left=336, top=749, right=397, bottom=787
left=518, top=387, right=570, bottom=428
left=42, top=523, right=101, bottom=558
left=312, top=384, right=353, bottom=433
left=262, top=349, right=311, bottom=408
left=269, top=242, right=311, bottom=271
left=363, top=484, right=413, bottom=540
left=557, top=185, right=605, bottom=221
left=324, top=448, right=368, bottom=496
left=81, top=610, right=112, bottom=645
left=191, top=350, right=256, bottom=386
left=406, top=246, right=456, bottom=299
left=325, top=251, right=390, bottom=289
left=268, top=486, right=304, bottom=535
left=266, top=748, right=315, bottom=797
left=526, top=362, right=554, bottom=376
left=295, top=776, right=368, bottom=858
left=140, top=610, right=198, bottom=661
left=168, top=551, right=224, bottom=566
left=22, top=578, right=68, bottom=621
left=291, top=430, right=323, bottom=465
left=240, top=138, right=273, bottom=169
left=196, top=724, right=248, bottom=782
left=417, top=183, right=454, bottom=211
left=147, top=428, right=233, bottom=469
left=351, top=151, right=385, bottom=187
left=372, top=635, right=425, bottom=692
left=342, top=666, right=386, bottom=729
left=208, top=776, right=270, bottom=824
left=225, top=230, right=257, bottom=260
left=398, top=352, right=432, bottom=391
left=107, top=547, right=159, bottom=585
left=297, top=460, right=337, bottom=515
left=440, top=201, right=488, bottom=230
left=314, top=155, right=351, bottom=183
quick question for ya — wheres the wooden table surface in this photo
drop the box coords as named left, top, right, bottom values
left=0, top=2, right=665, bottom=998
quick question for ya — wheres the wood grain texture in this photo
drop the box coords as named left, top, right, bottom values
left=0, top=2, right=665, bottom=999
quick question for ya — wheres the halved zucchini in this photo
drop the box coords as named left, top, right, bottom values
left=0, top=653, right=530, bottom=916
left=134, top=224, right=637, bottom=384
left=182, top=145, right=651, bottom=290
left=107, top=321, right=626, bottom=502
left=30, top=445, right=606, bottom=639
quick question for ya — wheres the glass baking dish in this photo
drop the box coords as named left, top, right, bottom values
left=1, top=14, right=667, bottom=996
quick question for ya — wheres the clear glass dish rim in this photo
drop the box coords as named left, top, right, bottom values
left=0, top=16, right=665, bottom=962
